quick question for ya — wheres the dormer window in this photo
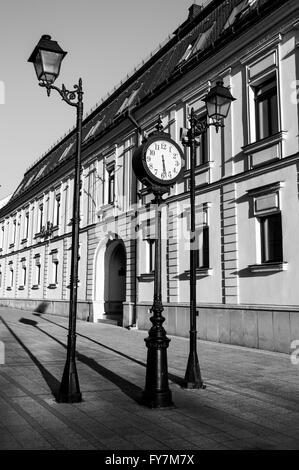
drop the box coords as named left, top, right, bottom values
left=179, top=43, right=194, bottom=63
left=59, top=142, right=74, bottom=161
left=84, top=119, right=103, bottom=142
left=37, top=163, right=47, bottom=180
left=24, top=173, right=36, bottom=189
left=179, top=24, right=214, bottom=64
left=117, top=88, right=140, bottom=115
left=223, top=0, right=249, bottom=30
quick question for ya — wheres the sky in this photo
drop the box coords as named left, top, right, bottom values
left=0, top=0, right=211, bottom=201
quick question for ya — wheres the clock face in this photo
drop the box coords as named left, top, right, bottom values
left=145, top=139, right=182, bottom=182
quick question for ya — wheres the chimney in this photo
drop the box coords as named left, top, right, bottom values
left=188, top=3, right=203, bottom=20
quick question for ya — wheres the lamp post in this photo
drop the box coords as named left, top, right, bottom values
left=28, top=35, right=83, bottom=403
left=181, top=80, right=235, bottom=389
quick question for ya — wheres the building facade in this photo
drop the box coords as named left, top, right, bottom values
left=0, top=0, right=299, bottom=353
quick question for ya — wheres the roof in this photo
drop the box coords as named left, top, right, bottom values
left=0, top=194, right=12, bottom=210
left=2, top=0, right=284, bottom=214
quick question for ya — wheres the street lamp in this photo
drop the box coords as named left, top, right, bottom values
left=181, top=80, right=235, bottom=389
left=28, top=35, right=84, bottom=403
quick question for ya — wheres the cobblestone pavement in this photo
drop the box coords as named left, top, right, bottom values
left=0, top=306, right=299, bottom=450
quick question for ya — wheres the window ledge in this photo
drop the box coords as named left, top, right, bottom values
left=47, top=283, right=57, bottom=289
left=137, top=273, right=155, bottom=282
left=184, top=268, right=213, bottom=277
left=18, top=286, right=25, bottom=290
left=242, top=131, right=288, bottom=155
left=9, top=243, right=15, bottom=249
left=31, top=285, right=40, bottom=290
left=6, top=287, right=12, bottom=291
left=21, top=238, right=27, bottom=245
left=97, top=204, right=118, bottom=220
left=184, top=161, right=214, bottom=179
left=248, top=262, right=288, bottom=273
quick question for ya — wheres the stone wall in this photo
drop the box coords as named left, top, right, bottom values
left=136, top=302, right=299, bottom=354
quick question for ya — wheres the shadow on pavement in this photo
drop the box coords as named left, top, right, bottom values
left=15, top=316, right=143, bottom=404
left=0, top=316, right=60, bottom=399
left=33, top=313, right=186, bottom=387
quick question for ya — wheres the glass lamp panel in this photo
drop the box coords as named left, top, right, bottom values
left=40, top=50, right=63, bottom=83
left=33, top=51, right=44, bottom=81
left=206, top=99, right=218, bottom=118
left=218, top=100, right=231, bottom=118
left=206, top=95, right=232, bottom=119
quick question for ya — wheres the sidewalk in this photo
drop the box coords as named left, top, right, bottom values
left=0, top=306, right=299, bottom=450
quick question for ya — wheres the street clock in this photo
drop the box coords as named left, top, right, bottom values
left=132, top=132, right=185, bottom=190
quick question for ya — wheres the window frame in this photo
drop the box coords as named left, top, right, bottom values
left=194, top=225, right=210, bottom=269
left=254, top=76, right=278, bottom=141
left=259, top=212, right=283, bottom=264
left=108, top=169, right=115, bottom=205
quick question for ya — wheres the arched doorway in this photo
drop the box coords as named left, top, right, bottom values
left=104, top=240, right=126, bottom=323
left=93, top=236, right=126, bottom=325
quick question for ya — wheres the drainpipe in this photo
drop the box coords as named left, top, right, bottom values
left=127, top=109, right=142, bottom=327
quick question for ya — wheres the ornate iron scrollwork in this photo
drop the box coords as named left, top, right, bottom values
left=40, top=221, right=54, bottom=239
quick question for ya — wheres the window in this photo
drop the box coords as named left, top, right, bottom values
left=247, top=182, right=286, bottom=271
left=50, top=251, right=59, bottom=285
left=54, top=195, right=61, bottom=226
left=195, top=119, right=208, bottom=166
left=11, top=219, right=17, bottom=245
left=24, top=212, right=29, bottom=240
left=59, top=142, right=74, bottom=161
left=223, top=0, right=248, bottom=30
left=9, top=267, right=14, bottom=288
left=179, top=26, right=214, bottom=64
left=35, top=256, right=41, bottom=285
left=108, top=169, right=115, bottom=204
left=84, top=119, right=103, bottom=142
left=0, top=225, right=4, bottom=249
left=54, top=261, right=58, bottom=284
left=87, top=170, right=96, bottom=223
left=146, top=239, right=155, bottom=273
left=194, top=226, right=209, bottom=269
left=36, top=264, right=41, bottom=285
left=255, top=77, right=278, bottom=140
left=20, top=259, right=27, bottom=287
left=117, top=89, right=139, bottom=115
left=184, top=204, right=210, bottom=272
left=179, top=43, right=193, bottom=63
left=260, top=212, right=283, bottom=263
left=39, top=204, right=43, bottom=232
left=24, top=173, right=35, bottom=189
left=35, top=163, right=47, bottom=181
left=0, top=267, right=2, bottom=288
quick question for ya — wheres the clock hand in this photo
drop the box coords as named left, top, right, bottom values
left=162, top=155, right=166, bottom=174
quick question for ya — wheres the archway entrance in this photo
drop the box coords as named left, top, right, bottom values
left=93, top=236, right=126, bottom=325
left=104, top=240, right=126, bottom=324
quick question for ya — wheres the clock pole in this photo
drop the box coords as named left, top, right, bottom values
left=142, top=188, right=173, bottom=408
left=132, top=115, right=185, bottom=408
